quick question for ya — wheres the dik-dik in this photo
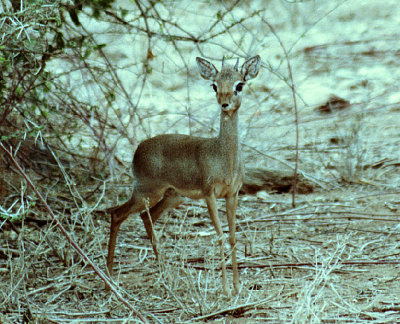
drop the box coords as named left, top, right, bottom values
left=107, top=55, right=261, bottom=295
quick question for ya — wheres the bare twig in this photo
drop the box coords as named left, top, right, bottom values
left=260, top=17, right=300, bottom=208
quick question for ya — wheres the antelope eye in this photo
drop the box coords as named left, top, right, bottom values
left=211, top=83, right=217, bottom=92
left=235, top=82, right=244, bottom=93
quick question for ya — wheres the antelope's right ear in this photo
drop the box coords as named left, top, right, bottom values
left=196, top=57, right=218, bottom=80
left=241, top=55, right=261, bottom=81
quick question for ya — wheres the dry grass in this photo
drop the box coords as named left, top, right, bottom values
left=1, top=0, right=400, bottom=322
left=1, top=178, right=400, bottom=322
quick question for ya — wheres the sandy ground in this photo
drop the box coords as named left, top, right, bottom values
left=1, top=0, right=400, bottom=322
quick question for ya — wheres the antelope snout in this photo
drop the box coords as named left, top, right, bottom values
left=219, top=96, right=233, bottom=111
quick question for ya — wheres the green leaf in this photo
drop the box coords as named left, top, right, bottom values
left=82, top=48, right=92, bottom=59
left=120, top=8, right=128, bottom=18
left=94, top=44, right=106, bottom=51
left=107, top=92, right=115, bottom=102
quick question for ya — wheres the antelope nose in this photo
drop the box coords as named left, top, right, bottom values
left=222, top=103, right=229, bottom=109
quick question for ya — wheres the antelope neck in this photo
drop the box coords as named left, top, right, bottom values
left=217, top=108, right=240, bottom=160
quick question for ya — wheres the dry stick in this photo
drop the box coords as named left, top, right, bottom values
left=189, top=296, right=275, bottom=322
left=237, top=260, right=400, bottom=270
left=262, top=17, right=300, bottom=208
left=246, top=209, right=400, bottom=220
left=0, top=143, right=148, bottom=324
left=187, top=260, right=400, bottom=271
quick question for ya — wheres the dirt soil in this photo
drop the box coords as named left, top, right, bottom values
left=1, top=0, right=400, bottom=322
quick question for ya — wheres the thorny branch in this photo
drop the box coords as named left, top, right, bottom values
left=260, top=16, right=300, bottom=208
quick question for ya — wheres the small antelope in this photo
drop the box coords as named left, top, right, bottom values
left=107, top=55, right=261, bottom=295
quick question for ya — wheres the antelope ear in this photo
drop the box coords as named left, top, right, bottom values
left=196, top=57, right=218, bottom=80
left=241, top=55, right=261, bottom=81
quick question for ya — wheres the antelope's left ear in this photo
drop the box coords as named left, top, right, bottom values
left=196, top=57, right=218, bottom=81
left=241, top=55, right=261, bottom=81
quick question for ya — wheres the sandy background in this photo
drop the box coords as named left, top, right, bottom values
left=1, top=0, right=400, bottom=322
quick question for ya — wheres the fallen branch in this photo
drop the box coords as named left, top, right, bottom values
left=237, top=259, right=400, bottom=270
left=188, top=296, right=275, bottom=322
left=186, top=259, right=400, bottom=271
left=241, top=167, right=314, bottom=195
